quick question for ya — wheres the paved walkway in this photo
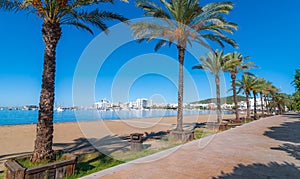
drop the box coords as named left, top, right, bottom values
left=81, top=113, right=300, bottom=178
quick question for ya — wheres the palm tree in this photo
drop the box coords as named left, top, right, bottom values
left=292, top=69, right=300, bottom=110
left=292, top=69, right=300, bottom=90
left=251, top=78, right=265, bottom=119
left=1, top=0, right=127, bottom=162
left=193, top=50, right=224, bottom=123
left=271, top=93, right=292, bottom=114
left=269, top=85, right=280, bottom=113
left=257, top=78, right=267, bottom=116
left=261, top=81, right=274, bottom=114
left=222, top=52, right=255, bottom=121
left=131, top=0, right=238, bottom=131
left=236, top=74, right=258, bottom=118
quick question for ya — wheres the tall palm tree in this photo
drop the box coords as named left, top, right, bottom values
left=193, top=50, right=224, bottom=123
left=292, top=69, right=300, bottom=110
left=257, top=78, right=267, bottom=116
left=131, top=0, right=238, bottom=131
left=1, top=0, right=127, bottom=162
left=271, top=92, right=291, bottom=114
left=269, top=85, right=280, bottom=113
left=292, top=69, right=300, bottom=90
left=261, top=81, right=274, bottom=114
left=251, top=78, right=265, bottom=119
left=236, top=74, right=258, bottom=118
left=222, top=52, right=255, bottom=121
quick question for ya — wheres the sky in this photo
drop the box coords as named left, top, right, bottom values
left=0, top=0, right=299, bottom=106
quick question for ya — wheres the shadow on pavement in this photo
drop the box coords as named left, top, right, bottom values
left=213, top=162, right=300, bottom=178
left=282, top=113, right=300, bottom=118
left=271, top=144, right=300, bottom=160
left=263, top=115, right=300, bottom=161
left=264, top=120, right=300, bottom=143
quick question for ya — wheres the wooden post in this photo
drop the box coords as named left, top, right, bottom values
left=5, top=160, right=25, bottom=179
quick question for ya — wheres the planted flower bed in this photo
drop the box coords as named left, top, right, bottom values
left=5, top=153, right=77, bottom=179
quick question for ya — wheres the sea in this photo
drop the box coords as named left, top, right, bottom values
left=0, top=109, right=233, bottom=126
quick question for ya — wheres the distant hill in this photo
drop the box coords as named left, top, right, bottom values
left=191, top=95, right=247, bottom=105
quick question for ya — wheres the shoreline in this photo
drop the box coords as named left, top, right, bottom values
left=0, top=110, right=234, bottom=127
left=0, top=114, right=236, bottom=162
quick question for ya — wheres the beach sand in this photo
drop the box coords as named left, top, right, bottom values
left=0, top=113, right=236, bottom=169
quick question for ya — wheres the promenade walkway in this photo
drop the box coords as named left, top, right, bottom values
left=82, top=113, right=300, bottom=178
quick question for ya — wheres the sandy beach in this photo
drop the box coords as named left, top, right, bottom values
left=0, top=114, right=237, bottom=158
left=0, top=113, right=239, bottom=172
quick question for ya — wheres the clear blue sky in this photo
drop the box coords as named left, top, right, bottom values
left=0, top=0, right=299, bottom=106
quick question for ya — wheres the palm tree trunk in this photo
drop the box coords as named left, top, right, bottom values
left=264, top=96, right=269, bottom=114
left=272, top=95, right=276, bottom=114
left=31, top=22, right=61, bottom=163
left=260, top=92, right=264, bottom=116
left=278, top=103, right=282, bottom=114
left=215, top=76, right=222, bottom=123
left=253, top=91, right=257, bottom=119
left=246, top=91, right=250, bottom=118
left=231, top=73, right=239, bottom=121
left=175, top=45, right=185, bottom=131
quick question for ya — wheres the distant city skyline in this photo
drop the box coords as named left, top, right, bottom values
left=0, top=0, right=299, bottom=106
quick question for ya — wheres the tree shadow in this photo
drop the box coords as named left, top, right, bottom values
left=53, top=131, right=163, bottom=157
left=74, top=151, right=123, bottom=175
left=264, top=121, right=300, bottom=144
left=282, top=113, right=300, bottom=119
left=192, top=122, right=206, bottom=130
left=263, top=117, right=300, bottom=161
left=271, top=144, right=300, bottom=160
left=0, top=152, right=32, bottom=161
left=213, top=162, right=300, bottom=178
left=144, top=131, right=168, bottom=140
left=52, top=135, right=132, bottom=176
left=53, top=135, right=131, bottom=156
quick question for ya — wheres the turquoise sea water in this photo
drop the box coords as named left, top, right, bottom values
left=0, top=109, right=232, bottom=126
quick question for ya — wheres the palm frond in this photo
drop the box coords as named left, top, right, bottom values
left=132, top=0, right=238, bottom=51
left=192, top=49, right=223, bottom=77
left=195, top=1, right=233, bottom=23
left=62, top=9, right=128, bottom=33
left=193, top=36, right=212, bottom=51
left=154, top=39, right=167, bottom=51
left=243, top=72, right=255, bottom=77
left=192, top=64, right=204, bottom=70
left=131, top=22, right=171, bottom=41
left=64, top=21, right=94, bottom=34
left=0, top=0, right=22, bottom=11
left=201, top=34, right=225, bottom=48
left=213, top=34, right=238, bottom=48
left=136, top=0, right=170, bottom=19
left=71, top=0, right=113, bottom=9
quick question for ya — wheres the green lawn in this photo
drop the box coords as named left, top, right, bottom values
left=0, top=171, right=4, bottom=179
left=65, top=152, right=123, bottom=179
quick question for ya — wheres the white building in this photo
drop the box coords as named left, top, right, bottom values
left=136, top=98, right=153, bottom=109
left=237, top=98, right=265, bottom=110
left=249, top=97, right=265, bottom=110
left=94, top=98, right=112, bottom=110
left=238, top=101, right=247, bottom=110
left=221, top=103, right=234, bottom=110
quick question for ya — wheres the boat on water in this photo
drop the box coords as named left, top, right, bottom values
left=56, top=107, right=64, bottom=112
